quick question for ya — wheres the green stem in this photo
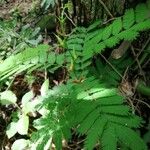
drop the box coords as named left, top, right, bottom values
left=136, top=80, right=150, bottom=96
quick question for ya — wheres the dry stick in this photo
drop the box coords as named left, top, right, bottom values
left=131, top=95, right=140, bottom=114
left=100, top=54, right=135, bottom=113
left=127, top=97, right=135, bottom=114
left=133, top=98, right=150, bottom=109
left=131, top=46, right=143, bottom=73
left=142, top=57, right=150, bottom=68
left=100, top=53, right=125, bottom=81
left=64, top=12, right=76, bottom=27
left=111, top=41, right=131, bottom=59
left=103, top=17, right=116, bottom=25
left=134, top=37, right=150, bottom=71
left=136, top=36, right=150, bottom=59
left=98, top=0, right=114, bottom=18
left=122, top=67, right=129, bottom=83
left=131, top=46, right=146, bottom=81
left=6, top=75, right=16, bottom=90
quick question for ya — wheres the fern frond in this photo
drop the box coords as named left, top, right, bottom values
left=30, top=87, right=72, bottom=150
left=102, top=25, right=112, bottom=40
left=85, top=117, right=107, bottom=150
left=28, top=74, right=146, bottom=150
left=87, top=20, right=102, bottom=32
left=135, top=4, right=149, bottom=23
left=66, top=28, right=92, bottom=79
left=83, top=1, right=150, bottom=57
left=115, top=124, right=147, bottom=150
left=123, top=9, right=134, bottom=29
left=112, top=18, right=122, bottom=35
left=77, top=108, right=100, bottom=134
left=91, top=55, right=133, bottom=87
left=101, top=123, right=117, bottom=150
left=101, top=105, right=130, bottom=115
left=0, top=44, right=65, bottom=81
left=103, top=114, right=142, bottom=128
left=72, top=76, right=145, bottom=150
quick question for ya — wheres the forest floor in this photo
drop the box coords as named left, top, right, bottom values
left=0, top=0, right=150, bottom=149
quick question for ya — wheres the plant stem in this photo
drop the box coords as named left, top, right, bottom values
left=98, top=0, right=114, bottom=18
left=136, top=80, right=150, bottom=96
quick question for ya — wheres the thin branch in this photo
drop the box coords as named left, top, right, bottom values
left=136, top=36, right=150, bottom=59
left=127, top=97, right=135, bottom=114
left=64, top=12, right=76, bottom=27
left=100, top=53, right=125, bottom=81
left=111, top=41, right=131, bottom=59
left=98, top=0, right=114, bottom=18
left=134, top=98, right=150, bottom=109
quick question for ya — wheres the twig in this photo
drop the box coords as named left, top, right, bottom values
left=142, top=57, right=150, bottom=68
left=111, top=41, right=131, bottom=59
left=127, top=97, right=135, bottom=114
left=100, top=53, right=125, bottom=81
left=131, top=46, right=143, bottom=73
left=122, top=67, right=129, bottom=83
left=136, top=36, right=150, bottom=59
left=98, top=0, right=114, bottom=18
left=103, top=18, right=116, bottom=25
left=136, top=80, right=150, bottom=96
left=6, top=76, right=16, bottom=90
left=131, top=46, right=146, bottom=81
left=64, top=12, right=76, bottom=27
left=134, top=98, right=150, bottom=109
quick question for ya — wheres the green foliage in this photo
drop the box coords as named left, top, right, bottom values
left=0, top=44, right=65, bottom=81
left=83, top=2, right=150, bottom=57
left=4, top=90, right=37, bottom=140
left=0, top=90, right=17, bottom=105
left=41, top=0, right=55, bottom=10
left=11, top=139, right=30, bottom=150
left=66, top=27, right=91, bottom=79
left=91, top=55, right=132, bottom=87
left=26, top=76, right=146, bottom=150
left=0, top=1, right=150, bottom=149
left=71, top=77, right=146, bottom=150
left=0, top=20, right=42, bottom=60
left=143, top=120, right=150, bottom=144
left=1, top=1, right=150, bottom=82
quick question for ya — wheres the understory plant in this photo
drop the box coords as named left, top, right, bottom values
left=0, top=0, right=150, bottom=149
left=0, top=19, right=42, bottom=60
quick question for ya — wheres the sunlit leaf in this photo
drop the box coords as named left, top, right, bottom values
left=21, top=91, right=34, bottom=106
left=12, top=139, right=29, bottom=150
left=41, top=79, right=49, bottom=97
left=17, top=114, right=29, bottom=135
left=0, top=90, right=17, bottom=105
left=6, top=122, right=18, bottom=138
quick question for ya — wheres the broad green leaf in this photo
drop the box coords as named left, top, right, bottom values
left=11, top=139, right=29, bottom=150
left=17, top=114, right=29, bottom=135
left=22, top=100, right=40, bottom=115
left=6, top=122, right=18, bottom=138
left=41, top=0, right=55, bottom=10
left=21, top=91, right=34, bottom=106
left=26, top=39, right=38, bottom=46
left=41, top=79, right=49, bottom=97
left=0, top=90, right=17, bottom=105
